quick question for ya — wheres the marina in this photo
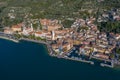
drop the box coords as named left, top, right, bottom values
left=0, top=32, right=116, bottom=68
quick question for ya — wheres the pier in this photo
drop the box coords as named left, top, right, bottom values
left=63, top=57, right=94, bottom=65
left=100, top=63, right=114, bottom=68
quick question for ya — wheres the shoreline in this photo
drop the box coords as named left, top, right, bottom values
left=18, top=38, right=114, bottom=68
left=0, top=36, right=19, bottom=43
left=0, top=34, right=115, bottom=68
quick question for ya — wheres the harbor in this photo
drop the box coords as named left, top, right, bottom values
left=0, top=32, right=117, bottom=68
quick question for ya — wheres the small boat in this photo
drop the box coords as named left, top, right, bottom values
left=90, top=62, right=94, bottom=65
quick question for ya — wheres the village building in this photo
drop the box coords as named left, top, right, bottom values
left=11, top=23, right=23, bottom=32
left=4, top=27, right=13, bottom=34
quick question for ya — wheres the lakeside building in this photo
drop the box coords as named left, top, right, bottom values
left=3, top=18, right=120, bottom=64
left=11, top=23, right=23, bottom=32
left=4, top=27, right=13, bottom=34
left=40, top=19, right=62, bottom=31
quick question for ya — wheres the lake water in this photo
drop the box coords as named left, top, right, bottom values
left=0, top=39, right=120, bottom=80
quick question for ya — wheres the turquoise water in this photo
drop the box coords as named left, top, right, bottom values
left=0, top=39, right=120, bottom=80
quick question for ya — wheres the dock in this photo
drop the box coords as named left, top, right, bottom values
left=59, top=56, right=94, bottom=65
left=100, top=63, right=114, bottom=68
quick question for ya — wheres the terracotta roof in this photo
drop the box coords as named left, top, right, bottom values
left=35, top=32, right=42, bottom=34
left=12, top=23, right=23, bottom=28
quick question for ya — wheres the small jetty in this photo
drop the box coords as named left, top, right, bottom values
left=100, top=63, right=114, bottom=68
left=62, top=56, right=94, bottom=65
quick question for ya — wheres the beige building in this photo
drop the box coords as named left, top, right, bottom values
left=4, top=29, right=13, bottom=34
left=11, top=23, right=23, bottom=32
left=47, top=24, right=62, bottom=31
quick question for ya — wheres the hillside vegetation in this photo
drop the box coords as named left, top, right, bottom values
left=0, top=0, right=120, bottom=32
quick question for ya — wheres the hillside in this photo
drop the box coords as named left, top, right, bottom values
left=0, top=0, right=120, bottom=28
left=1, top=0, right=120, bottom=17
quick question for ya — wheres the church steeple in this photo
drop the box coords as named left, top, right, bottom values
left=31, top=23, right=33, bottom=31
left=52, top=30, right=55, bottom=40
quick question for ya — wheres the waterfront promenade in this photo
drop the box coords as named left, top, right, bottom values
left=0, top=32, right=19, bottom=43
